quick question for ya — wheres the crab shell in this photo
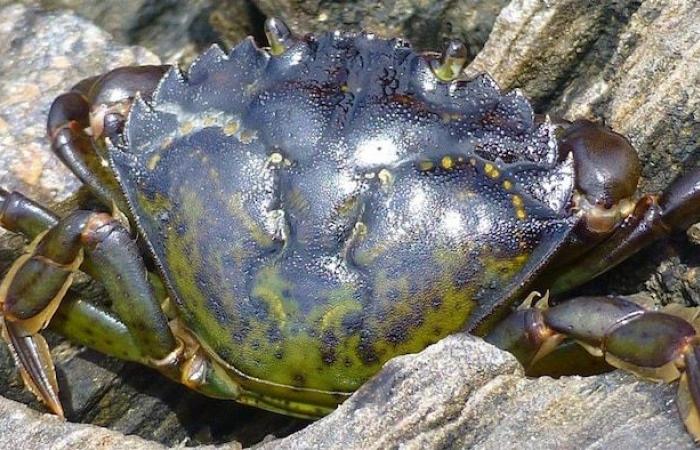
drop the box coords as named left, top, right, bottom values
left=103, top=30, right=588, bottom=416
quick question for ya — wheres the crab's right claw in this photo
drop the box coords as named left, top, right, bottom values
left=1, top=319, right=63, bottom=417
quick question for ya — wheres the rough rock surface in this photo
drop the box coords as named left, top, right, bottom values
left=29, top=0, right=230, bottom=63
left=0, top=3, right=159, bottom=207
left=0, top=395, right=168, bottom=450
left=259, top=335, right=694, bottom=449
left=251, top=0, right=509, bottom=56
left=1, top=336, right=693, bottom=449
left=0, top=0, right=699, bottom=448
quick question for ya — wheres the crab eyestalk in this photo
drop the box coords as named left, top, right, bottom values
left=265, top=17, right=295, bottom=56
left=432, top=39, right=469, bottom=81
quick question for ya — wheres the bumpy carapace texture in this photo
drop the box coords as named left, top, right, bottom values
left=108, top=30, right=579, bottom=412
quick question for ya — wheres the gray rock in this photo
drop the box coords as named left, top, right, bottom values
left=251, top=0, right=508, bottom=57
left=0, top=395, right=166, bottom=450
left=0, top=3, right=160, bottom=207
left=0, top=335, right=694, bottom=449
left=35, top=0, right=227, bottom=64
left=258, top=335, right=694, bottom=449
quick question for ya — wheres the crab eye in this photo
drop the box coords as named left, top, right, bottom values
left=431, top=39, right=469, bottom=81
left=264, top=17, right=295, bottom=56
left=558, top=120, right=641, bottom=210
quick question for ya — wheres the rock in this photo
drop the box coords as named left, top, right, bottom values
left=0, top=3, right=160, bottom=207
left=250, top=0, right=509, bottom=56
left=259, top=335, right=694, bottom=449
left=0, top=395, right=166, bottom=450
left=35, top=0, right=230, bottom=64
left=0, top=335, right=693, bottom=449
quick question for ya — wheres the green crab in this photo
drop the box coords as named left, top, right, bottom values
left=1, top=18, right=700, bottom=439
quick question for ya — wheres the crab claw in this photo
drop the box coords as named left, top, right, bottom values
left=432, top=39, right=469, bottom=81
left=558, top=120, right=641, bottom=233
left=264, top=17, right=295, bottom=56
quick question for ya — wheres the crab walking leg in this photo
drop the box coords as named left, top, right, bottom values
left=1, top=194, right=242, bottom=404
left=0, top=209, right=178, bottom=415
left=485, top=295, right=700, bottom=440
left=0, top=188, right=59, bottom=239
left=47, top=65, right=169, bottom=210
left=545, top=165, right=700, bottom=295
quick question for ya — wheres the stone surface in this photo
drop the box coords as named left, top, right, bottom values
left=3, top=335, right=690, bottom=449
left=36, top=0, right=228, bottom=63
left=260, top=335, right=694, bottom=449
left=251, top=0, right=508, bottom=57
left=0, top=3, right=160, bottom=207
left=0, top=395, right=167, bottom=450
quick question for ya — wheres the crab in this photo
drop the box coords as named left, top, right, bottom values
left=1, top=17, right=700, bottom=440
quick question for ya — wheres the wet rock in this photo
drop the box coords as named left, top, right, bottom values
left=259, top=335, right=694, bottom=449
left=0, top=3, right=160, bottom=207
left=250, top=0, right=508, bottom=56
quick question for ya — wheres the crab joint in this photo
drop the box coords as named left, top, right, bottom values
left=572, top=191, right=636, bottom=234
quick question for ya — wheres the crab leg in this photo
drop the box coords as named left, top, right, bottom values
left=486, top=295, right=700, bottom=440
left=550, top=166, right=700, bottom=294
left=1, top=192, right=244, bottom=408
left=0, top=188, right=58, bottom=239
left=47, top=65, right=169, bottom=210
left=0, top=206, right=177, bottom=415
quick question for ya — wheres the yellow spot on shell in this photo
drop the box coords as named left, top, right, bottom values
left=223, top=120, right=240, bottom=136
left=378, top=168, right=393, bottom=185
left=511, top=195, right=524, bottom=208
left=516, top=209, right=527, bottom=220
left=418, top=160, right=434, bottom=171
left=484, top=163, right=500, bottom=179
left=441, top=156, right=454, bottom=169
left=503, top=180, right=513, bottom=190
left=180, top=121, right=194, bottom=135
left=269, top=152, right=284, bottom=165
left=147, top=154, right=161, bottom=170
left=239, top=129, right=257, bottom=144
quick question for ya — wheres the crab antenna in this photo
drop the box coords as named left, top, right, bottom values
left=433, top=39, right=469, bottom=81
left=265, top=17, right=294, bottom=56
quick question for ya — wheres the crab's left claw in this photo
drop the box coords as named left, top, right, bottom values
left=486, top=295, right=700, bottom=442
left=1, top=319, right=63, bottom=417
